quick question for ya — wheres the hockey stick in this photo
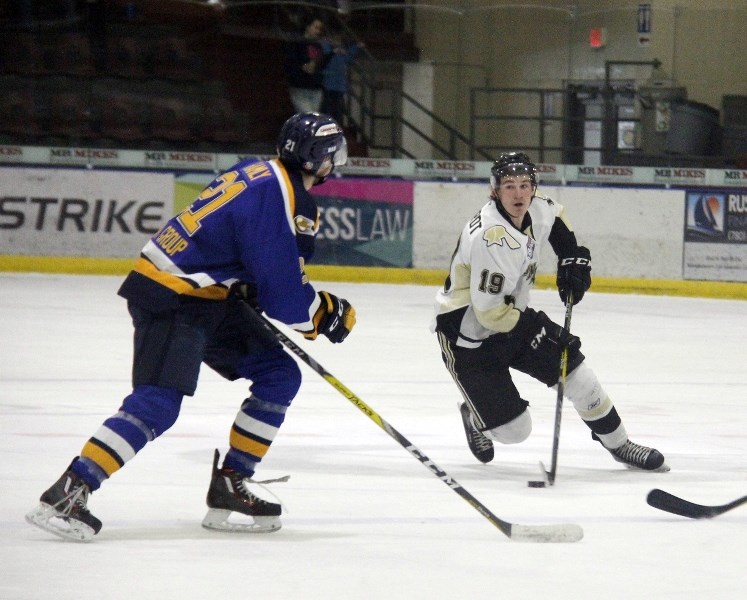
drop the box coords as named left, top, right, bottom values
left=249, top=309, right=583, bottom=543
left=646, top=489, right=747, bottom=519
left=537, top=294, right=574, bottom=487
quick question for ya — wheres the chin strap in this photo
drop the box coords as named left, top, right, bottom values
left=311, top=164, right=336, bottom=186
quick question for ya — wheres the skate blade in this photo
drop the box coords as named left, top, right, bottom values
left=646, top=462, right=670, bottom=473
left=646, top=461, right=670, bottom=473
left=621, top=461, right=671, bottom=473
left=201, top=508, right=281, bottom=534
left=25, top=503, right=96, bottom=542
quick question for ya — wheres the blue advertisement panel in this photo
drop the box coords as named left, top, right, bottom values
left=311, top=178, right=414, bottom=267
left=683, top=190, right=747, bottom=281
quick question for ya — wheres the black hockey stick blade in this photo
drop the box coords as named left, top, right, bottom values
left=536, top=461, right=552, bottom=487
left=248, top=309, right=583, bottom=543
left=646, top=489, right=747, bottom=519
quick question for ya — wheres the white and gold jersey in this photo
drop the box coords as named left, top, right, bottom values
left=432, top=196, right=565, bottom=348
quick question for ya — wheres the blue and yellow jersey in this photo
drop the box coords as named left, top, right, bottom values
left=118, top=158, right=320, bottom=330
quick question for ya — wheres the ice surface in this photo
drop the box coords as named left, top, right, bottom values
left=1, top=273, right=745, bottom=599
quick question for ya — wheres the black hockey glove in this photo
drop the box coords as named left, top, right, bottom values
left=230, top=282, right=260, bottom=309
left=492, top=307, right=579, bottom=353
left=557, top=246, right=591, bottom=305
left=540, top=316, right=581, bottom=354
left=304, top=291, right=356, bottom=343
left=512, top=308, right=581, bottom=354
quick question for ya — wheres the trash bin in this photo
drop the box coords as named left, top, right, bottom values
left=638, top=84, right=686, bottom=155
left=723, top=125, right=747, bottom=157
left=666, top=101, right=721, bottom=155
left=722, top=95, right=747, bottom=127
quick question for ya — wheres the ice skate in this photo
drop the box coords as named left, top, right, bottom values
left=25, top=463, right=102, bottom=542
left=202, top=449, right=282, bottom=533
left=593, top=434, right=670, bottom=472
left=459, top=402, right=494, bottom=464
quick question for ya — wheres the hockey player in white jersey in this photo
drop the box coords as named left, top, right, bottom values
left=432, top=152, right=668, bottom=472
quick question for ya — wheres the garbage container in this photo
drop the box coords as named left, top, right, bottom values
left=666, top=101, right=721, bottom=155
left=638, top=84, right=686, bottom=155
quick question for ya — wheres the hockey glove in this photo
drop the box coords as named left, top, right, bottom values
left=557, top=246, right=591, bottom=305
left=491, top=307, right=579, bottom=351
left=513, top=308, right=581, bottom=354
left=540, top=316, right=581, bottom=354
left=230, top=282, right=260, bottom=309
left=305, top=291, right=356, bottom=343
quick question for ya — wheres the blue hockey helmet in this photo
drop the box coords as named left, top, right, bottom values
left=490, top=152, right=537, bottom=189
left=277, top=112, right=348, bottom=177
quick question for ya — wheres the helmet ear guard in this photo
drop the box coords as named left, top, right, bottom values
left=490, top=152, right=537, bottom=189
left=277, top=112, right=347, bottom=178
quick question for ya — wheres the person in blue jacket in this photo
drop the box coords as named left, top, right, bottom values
left=321, top=33, right=364, bottom=124
left=26, top=112, right=356, bottom=541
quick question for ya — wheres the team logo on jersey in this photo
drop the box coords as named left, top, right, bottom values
left=294, top=213, right=320, bottom=236
left=483, top=225, right=521, bottom=249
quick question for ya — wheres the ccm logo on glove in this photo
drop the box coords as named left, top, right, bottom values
left=556, top=246, right=592, bottom=305
left=559, top=256, right=590, bottom=267
left=304, top=291, right=356, bottom=343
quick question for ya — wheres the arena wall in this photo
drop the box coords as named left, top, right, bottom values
left=1, top=156, right=745, bottom=300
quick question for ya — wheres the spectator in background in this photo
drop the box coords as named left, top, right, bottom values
left=285, top=16, right=327, bottom=113
left=321, top=32, right=365, bottom=125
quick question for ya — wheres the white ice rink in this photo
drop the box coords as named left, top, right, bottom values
left=1, top=273, right=745, bottom=599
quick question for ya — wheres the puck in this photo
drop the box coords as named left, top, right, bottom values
left=528, top=481, right=546, bottom=488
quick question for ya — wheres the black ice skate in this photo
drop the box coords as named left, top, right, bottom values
left=25, top=463, right=102, bottom=542
left=459, top=402, right=494, bottom=464
left=202, top=449, right=282, bottom=533
left=593, top=433, right=670, bottom=472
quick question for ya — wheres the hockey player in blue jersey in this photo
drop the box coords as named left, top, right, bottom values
left=26, top=113, right=356, bottom=541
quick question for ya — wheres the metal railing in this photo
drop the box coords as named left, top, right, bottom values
left=344, top=60, right=647, bottom=164
left=345, top=60, right=482, bottom=160
left=346, top=72, right=665, bottom=167
left=468, top=87, right=569, bottom=163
